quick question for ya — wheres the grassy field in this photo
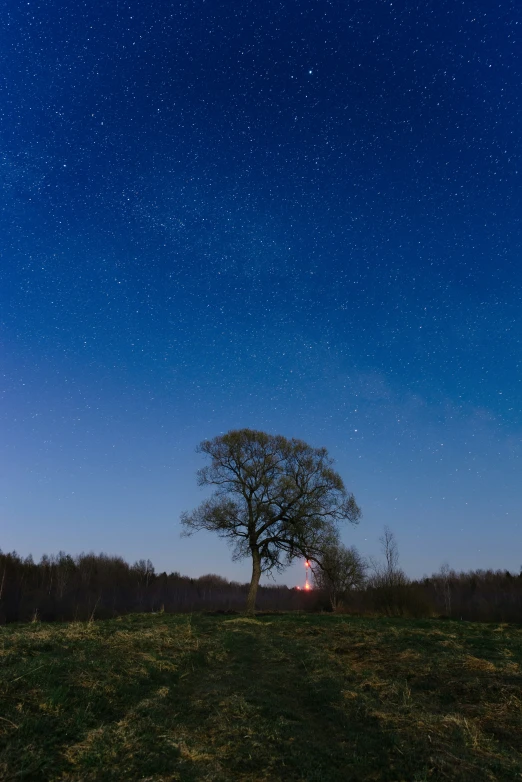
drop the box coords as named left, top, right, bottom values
left=1, top=613, right=522, bottom=781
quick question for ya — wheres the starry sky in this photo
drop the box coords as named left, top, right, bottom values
left=1, top=0, right=521, bottom=586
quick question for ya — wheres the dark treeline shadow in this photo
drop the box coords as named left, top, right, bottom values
left=0, top=550, right=321, bottom=623
left=1, top=550, right=522, bottom=624
left=336, top=568, right=522, bottom=623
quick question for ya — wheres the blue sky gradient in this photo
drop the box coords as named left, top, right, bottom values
left=1, top=0, right=521, bottom=585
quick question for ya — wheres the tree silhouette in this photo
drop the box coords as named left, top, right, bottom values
left=312, top=535, right=367, bottom=611
left=181, top=429, right=361, bottom=613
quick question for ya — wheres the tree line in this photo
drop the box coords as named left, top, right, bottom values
left=311, top=527, right=522, bottom=623
left=1, top=544, right=522, bottom=624
left=0, top=549, right=320, bottom=623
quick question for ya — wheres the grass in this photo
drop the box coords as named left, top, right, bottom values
left=1, top=613, right=522, bottom=780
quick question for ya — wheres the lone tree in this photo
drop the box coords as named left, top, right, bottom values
left=181, top=429, right=361, bottom=613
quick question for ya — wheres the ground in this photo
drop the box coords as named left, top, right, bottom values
left=1, top=612, right=522, bottom=780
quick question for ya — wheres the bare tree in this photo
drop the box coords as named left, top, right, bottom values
left=369, top=526, right=409, bottom=615
left=181, top=429, right=361, bottom=613
left=132, top=559, right=155, bottom=588
left=312, top=534, right=367, bottom=610
left=438, top=562, right=453, bottom=616
left=381, top=526, right=400, bottom=574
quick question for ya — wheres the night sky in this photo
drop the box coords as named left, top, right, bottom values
left=2, top=0, right=521, bottom=585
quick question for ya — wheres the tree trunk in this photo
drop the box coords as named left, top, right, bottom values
left=246, top=548, right=261, bottom=614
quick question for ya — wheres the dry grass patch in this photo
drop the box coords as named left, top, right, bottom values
left=1, top=614, right=522, bottom=780
left=463, top=655, right=497, bottom=672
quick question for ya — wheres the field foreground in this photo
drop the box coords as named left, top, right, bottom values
left=1, top=613, right=522, bottom=781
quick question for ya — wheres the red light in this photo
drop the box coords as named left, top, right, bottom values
left=303, top=559, right=312, bottom=590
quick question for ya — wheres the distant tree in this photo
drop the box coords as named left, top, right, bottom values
left=312, top=534, right=367, bottom=611
left=131, top=558, right=155, bottom=588
left=438, top=562, right=453, bottom=616
left=197, top=574, right=230, bottom=587
left=369, top=527, right=409, bottom=615
left=181, top=429, right=361, bottom=613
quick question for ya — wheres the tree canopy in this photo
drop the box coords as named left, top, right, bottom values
left=181, top=428, right=361, bottom=612
left=312, top=535, right=367, bottom=611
